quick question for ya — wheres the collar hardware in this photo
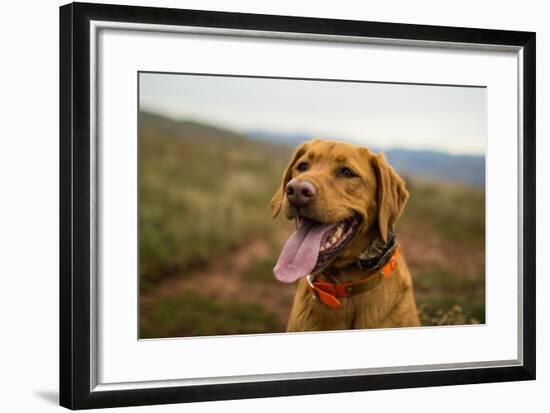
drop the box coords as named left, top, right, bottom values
left=307, top=245, right=400, bottom=310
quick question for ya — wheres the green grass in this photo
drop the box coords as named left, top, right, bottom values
left=140, top=293, right=282, bottom=338
left=241, top=255, right=281, bottom=285
left=414, top=267, right=485, bottom=325
left=401, top=178, right=485, bottom=247
left=139, top=124, right=287, bottom=287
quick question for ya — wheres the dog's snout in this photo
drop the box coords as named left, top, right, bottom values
left=285, top=179, right=316, bottom=208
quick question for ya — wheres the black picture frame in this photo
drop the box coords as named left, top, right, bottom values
left=60, top=2, right=536, bottom=410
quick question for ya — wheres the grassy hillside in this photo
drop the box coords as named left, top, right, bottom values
left=139, top=112, right=485, bottom=337
left=139, top=114, right=288, bottom=289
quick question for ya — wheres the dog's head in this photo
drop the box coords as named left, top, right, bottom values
left=271, top=139, right=408, bottom=283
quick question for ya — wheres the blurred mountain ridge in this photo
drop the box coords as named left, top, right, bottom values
left=246, top=129, right=485, bottom=188
left=141, top=112, right=484, bottom=188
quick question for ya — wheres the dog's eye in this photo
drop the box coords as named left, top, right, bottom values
left=337, top=167, right=357, bottom=178
left=296, top=162, right=309, bottom=172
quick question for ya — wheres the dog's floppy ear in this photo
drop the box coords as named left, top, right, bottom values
left=372, top=153, right=409, bottom=241
left=270, top=141, right=311, bottom=218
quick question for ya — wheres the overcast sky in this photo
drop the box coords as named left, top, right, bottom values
left=139, top=72, right=486, bottom=155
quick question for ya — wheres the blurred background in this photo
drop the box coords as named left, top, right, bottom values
left=138, top=73, right=486, bottom=338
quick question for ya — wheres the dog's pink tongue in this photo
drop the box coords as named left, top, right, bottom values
left=274, top=218, right=336, bottom=283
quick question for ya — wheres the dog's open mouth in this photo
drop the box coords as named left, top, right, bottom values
left=273, top=214, right=361, bottom=283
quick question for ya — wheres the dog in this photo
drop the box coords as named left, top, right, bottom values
left=271, top=139, right=420, bottom=331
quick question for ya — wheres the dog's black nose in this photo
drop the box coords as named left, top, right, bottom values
left=285, top=179, right=316, bottom=208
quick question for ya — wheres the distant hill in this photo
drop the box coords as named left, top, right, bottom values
left=246, top=130, right=485, bottom=188
left=245, top=129, right=314, bottom=149
left=139, top=112, right=484, bottom=188
left=140, top=111, right=248, bottom=143
left=384, top=149, right=484, bottom=188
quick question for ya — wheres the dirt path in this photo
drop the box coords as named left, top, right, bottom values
left=140, top=230, right=296, bottom=327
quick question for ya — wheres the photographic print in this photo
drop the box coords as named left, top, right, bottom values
left=138, top=73, right=486, bottom=339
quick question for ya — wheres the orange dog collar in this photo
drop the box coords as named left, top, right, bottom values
left=307, top=247, right=400, bottom=310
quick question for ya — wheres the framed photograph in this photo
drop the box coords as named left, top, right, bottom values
left=59, top=2, right=536, bottom=409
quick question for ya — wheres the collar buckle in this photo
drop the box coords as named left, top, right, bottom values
left=306, top=274, right=342, bottom=309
